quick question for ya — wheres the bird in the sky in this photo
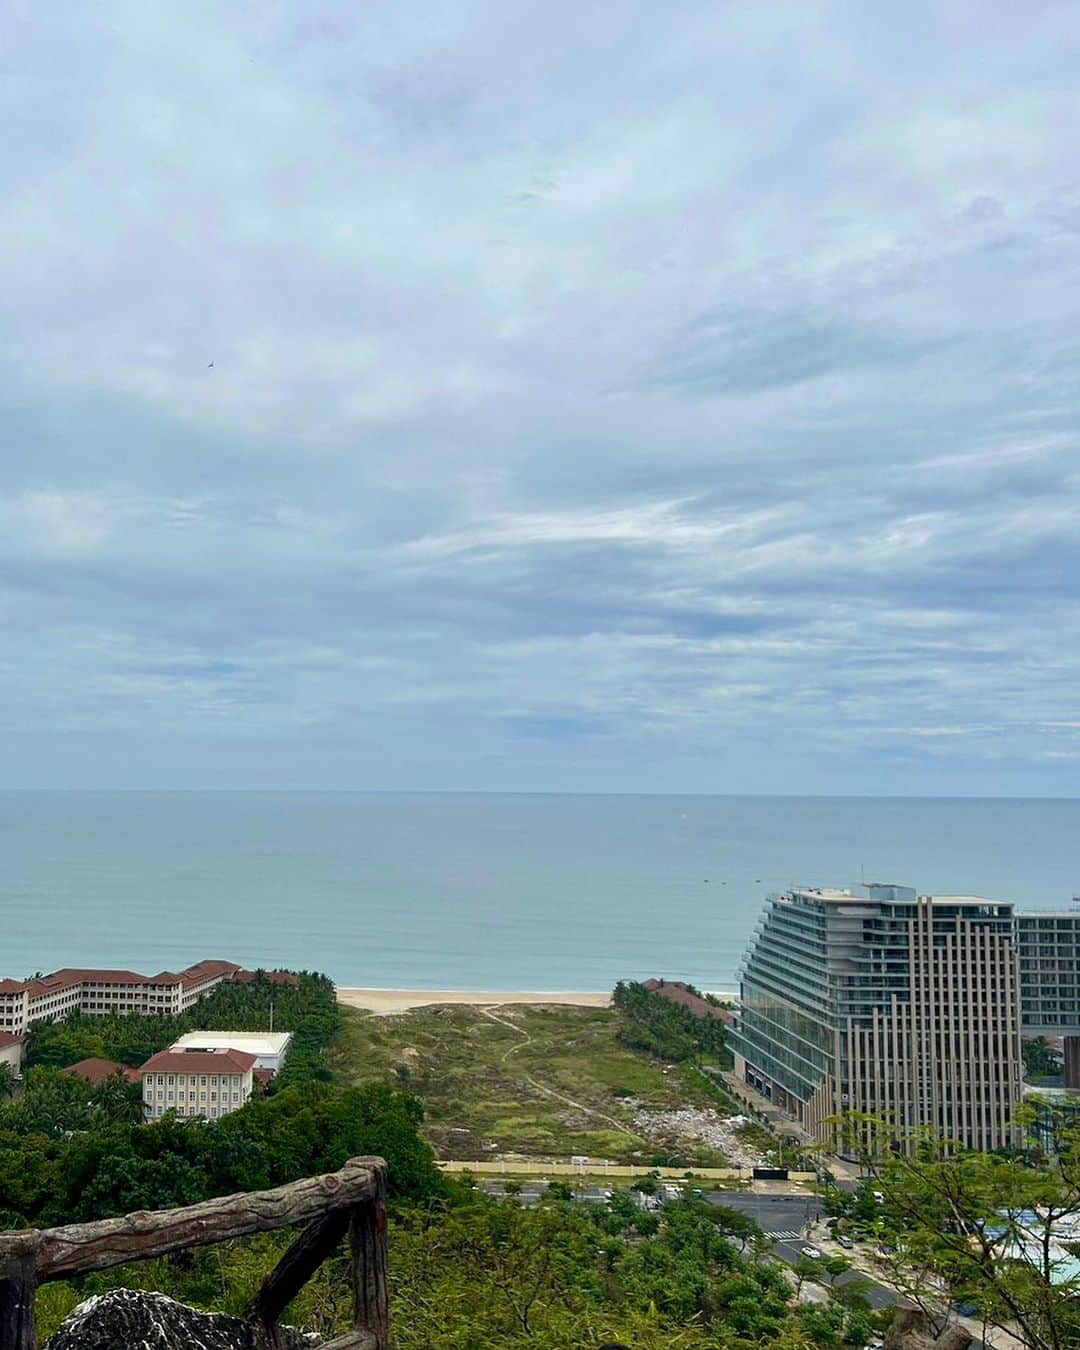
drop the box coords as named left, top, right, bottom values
left=207, top=361, right=214, bottom=368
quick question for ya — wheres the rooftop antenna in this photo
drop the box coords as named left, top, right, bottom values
left=860, top=863, right=865, bottom=883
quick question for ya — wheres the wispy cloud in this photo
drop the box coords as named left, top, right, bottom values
left=0, top=0, right=1078, bottom=792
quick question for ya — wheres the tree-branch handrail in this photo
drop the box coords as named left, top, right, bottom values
left=0, top=1156, right=389, bottom=1350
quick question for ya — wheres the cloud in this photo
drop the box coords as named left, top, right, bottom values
left=646, top=310, right=946, bottom=395
left=0, top=0, right=1078, bottom=792
left=0, top=490, right=123, bottom=555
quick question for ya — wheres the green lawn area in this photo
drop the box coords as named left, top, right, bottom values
left=328, top=1001, right=734, bottom=1165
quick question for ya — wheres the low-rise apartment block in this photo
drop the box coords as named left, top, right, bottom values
left=140, top=1047, right=256, bottom=1121
left=0, top=959, right=271, bottom=1037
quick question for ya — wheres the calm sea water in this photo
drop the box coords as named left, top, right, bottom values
left=0, top=792, right=1077, bottom=992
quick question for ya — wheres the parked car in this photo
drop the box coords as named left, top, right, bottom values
left=836, top=1234, right=854, bottom=1249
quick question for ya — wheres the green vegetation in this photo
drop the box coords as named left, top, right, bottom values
left=613, top=979, right=731, bottom=1066
left=830, top=1115, right=1080, bottom=1350
left=0, top=972, right=439, bottom=1232
left=25, top=971, right=340, bottom=1090
left=0, top=1074, right=439, bottom=1230
left=328, top=1000, right=734, bottom=1165
left=1022, top=1035, right=1063, bottom=1084
left=33, top=1191, right=884, bottom=1348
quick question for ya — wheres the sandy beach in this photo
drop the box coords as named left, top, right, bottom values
left=337, top=987, right=612, bottom=1016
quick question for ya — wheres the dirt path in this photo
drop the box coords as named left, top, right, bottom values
left=477, top=1006, right=636, bottom=1138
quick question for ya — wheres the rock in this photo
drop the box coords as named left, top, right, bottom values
left=46, top=1288, right=320, bottom=1350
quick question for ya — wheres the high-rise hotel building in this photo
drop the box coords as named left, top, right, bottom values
left=730, top=883, right=1080, bottom=1155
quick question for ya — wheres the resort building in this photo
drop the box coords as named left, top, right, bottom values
left=1014, top=913, right=1080, bottom=1036
left=140, top=1046, right=256, bottom=1121
left=167, top=1031, right=292, bottom=1074
left=0, top=960, right=289, bottom=1038
left=730, top=883, right=1080, bottom=1156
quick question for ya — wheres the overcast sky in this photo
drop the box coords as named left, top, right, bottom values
left=3, top=2, right=1079, bottom=794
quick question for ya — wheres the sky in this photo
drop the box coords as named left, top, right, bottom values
left=2, top=1, right=1079, bottom=795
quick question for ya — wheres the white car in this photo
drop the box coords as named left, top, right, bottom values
left=800, top=1246, right=822, bottom=1259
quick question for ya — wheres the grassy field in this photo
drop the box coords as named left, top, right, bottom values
left=328, top=1001, right=738, bottom=1166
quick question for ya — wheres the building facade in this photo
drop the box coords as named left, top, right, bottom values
left=0, top=1032, right=24, bottom=1078
left=140, top=1047, right=256, bottom=1121
left=0, top=960, right=251, bottom=1037
left=730, top=884, right=1033, bottom=1154
left=1014, top=913, right=1080, bottom=1036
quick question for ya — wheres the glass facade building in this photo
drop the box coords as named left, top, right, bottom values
left=730, top=884, right=1079, bottom=1155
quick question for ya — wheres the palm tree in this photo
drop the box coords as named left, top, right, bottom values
left=0, top=1062, right=17, bottom=1101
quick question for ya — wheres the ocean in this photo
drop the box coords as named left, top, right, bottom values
left=1, top=792, right=1077, bottom=992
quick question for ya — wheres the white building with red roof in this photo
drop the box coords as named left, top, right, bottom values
left=0, top=960, right=243, bottom=1037
left=140, top=1046, right=257, bottom=1121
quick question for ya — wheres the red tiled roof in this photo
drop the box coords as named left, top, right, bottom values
left=0, top=980, right=29, bottom=995
left=140, top=1048, right=257, bottom=1076
left=0, top=1032, right=23, bottom=1048
left=233, top=969, right=300, bottom=988
left=180, top=959, right=241, bottom=989
left=643, top=979, right=734, bottom=1024
left=45, top=968, right=154, bottom=986
left=63, top=1057, right=140, bottom=1084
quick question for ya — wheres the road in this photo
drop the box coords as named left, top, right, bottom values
left=704, top=1190, right=823, bottom=1237
left=705, top=1195, right=912, bottom=1312
left=767, top=1237, right=910, bottom=1310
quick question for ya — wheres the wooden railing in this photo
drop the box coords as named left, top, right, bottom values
left=0, top=1156, right=389, bottom=1350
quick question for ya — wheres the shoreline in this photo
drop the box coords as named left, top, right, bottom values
left=337, top=987, right=739, bottom=1016
left=337, top=987, right=612, bottom=1015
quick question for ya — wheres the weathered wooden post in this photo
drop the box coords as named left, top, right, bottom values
left=0, top=1233, right=40, bottom=1350
left=0, top=1157, right=389, bottom=1350
left=348, top=1167, right=389, bottom=1350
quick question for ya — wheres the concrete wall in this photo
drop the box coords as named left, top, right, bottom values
left=0, top=1039, right=24, bottom=1076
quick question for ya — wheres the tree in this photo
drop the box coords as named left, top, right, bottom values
left=1023, top=1037, right=1062, bottom=1081
left=611, top=980, right=730, bottom=1066
left=91, top=1072, right=144, bottom=1126
left=0, top=1063, right=16, bottom=1101
left=708, top=1202, right=766, bottom=1256
left=845, top=1114, right=1080, bottom=1349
